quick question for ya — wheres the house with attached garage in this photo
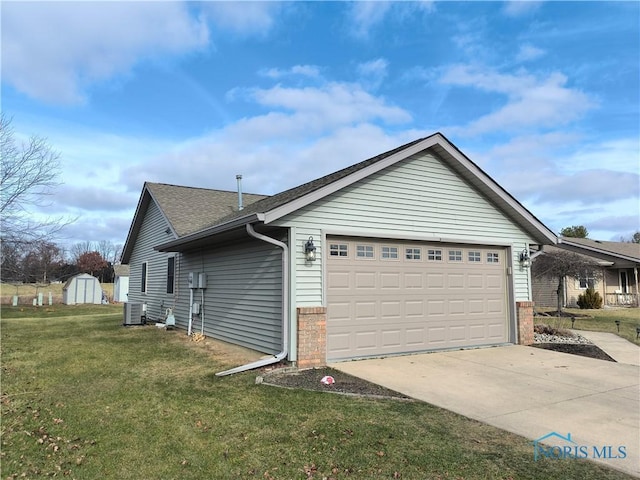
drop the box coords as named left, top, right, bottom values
left=121, top=133, right=557, bottom=374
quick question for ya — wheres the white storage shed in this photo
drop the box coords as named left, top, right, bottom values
left=63, top=273, right=103, bottom=305
left=113, top=264, right=130, bottom=302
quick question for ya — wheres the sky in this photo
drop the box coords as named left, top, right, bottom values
left=2, top=1, right=639, bottom=254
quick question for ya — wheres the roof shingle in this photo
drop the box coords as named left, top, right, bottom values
left=146, top=183, right=268, bottom=237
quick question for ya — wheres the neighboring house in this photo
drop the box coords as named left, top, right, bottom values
left=113, top=264, right=130, bottom=302
left=533, top=238, right=640, bottom=308
left=121, top=133, right=557, bottom=370
left=63, top=273, right=103, bottom=305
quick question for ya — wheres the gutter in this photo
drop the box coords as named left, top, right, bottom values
left=215, top=223, right=289, bottom=376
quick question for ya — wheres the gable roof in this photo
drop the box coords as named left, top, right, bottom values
left=157, top=132, right=557, bottom=252
left=113, top=264, right=130, bottom=277
left=558, top=237, right=640, bottom=264
left=121, top=182, right=267, bottom=263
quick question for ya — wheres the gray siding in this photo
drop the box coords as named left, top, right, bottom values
left=532, top=275, right=559, bottom=308
left=274, top=150, right=538, bottom=305
left=127, top=200, right=176, bottom=320
left=176, top=239, right=283, bottom=355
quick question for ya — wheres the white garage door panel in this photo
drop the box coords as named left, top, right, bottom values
left=327, top=238, right=509, bottom=361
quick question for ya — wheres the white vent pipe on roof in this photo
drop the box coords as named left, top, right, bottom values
left=215, top=223, right=289, bottom=376
left=236, top=174, right=243, bottom=211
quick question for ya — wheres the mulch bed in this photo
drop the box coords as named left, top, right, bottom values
left=263, top=343, right=616, bottom=398
left=532, top=343, right=616, bottom=362
left=262, top=366, right=411, bottom=399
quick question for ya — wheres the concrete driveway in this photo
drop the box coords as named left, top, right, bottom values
left=331, top=345, right=640, bottom=477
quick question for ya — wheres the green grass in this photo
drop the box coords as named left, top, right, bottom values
left=535, top=307, right=640, bottom=345
left=1, top=306, right=634, bottom=479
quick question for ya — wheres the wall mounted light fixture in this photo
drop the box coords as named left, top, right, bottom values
left=519, top=249, right=531, bottom=268
left=304, top=236, right=316, bottom=261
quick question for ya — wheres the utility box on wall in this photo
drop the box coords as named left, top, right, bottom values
left=198, top=273, right=207, bottom=289
left=188, top=272, right=200, bottom=289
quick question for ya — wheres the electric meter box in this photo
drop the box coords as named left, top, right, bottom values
left=188, top=272, right=200, bottom=289
left=198, top=273, right=207, bottom=289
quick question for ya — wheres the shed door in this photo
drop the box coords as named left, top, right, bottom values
left=326, top=237, right=509, bottom=361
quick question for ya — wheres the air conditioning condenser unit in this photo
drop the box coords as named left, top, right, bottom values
left=123, top=302, right=145, bottom=326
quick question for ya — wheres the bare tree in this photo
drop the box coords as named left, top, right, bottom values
left=532, top=249, right=603, bottom=314
left=97, top=240, right=121, bottom=264
left=69, top=241, right=95, bottom=264
left=0, top=115, right=71, bottom=274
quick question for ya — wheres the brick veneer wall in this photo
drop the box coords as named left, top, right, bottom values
left=297, top=307, right=327, bottom=369
left=516, top=301, right=534, bottom=346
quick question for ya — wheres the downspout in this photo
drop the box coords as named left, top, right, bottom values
left=215, top=223, right=289, bottom=376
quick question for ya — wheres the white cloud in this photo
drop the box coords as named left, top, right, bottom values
left=560, top=138, right=640, bottom=175
left=259, top=65, right=322, bottom=79
left=347, top=1, right=435, bottom=39
left=249, top=82, right=411, bottom=126
left=357, top=58, right=389, bottom=90
left=502, top=1, right=543, bottom=17
left=441, top=65, right=596, bottom=134
left=348, top=2, right=393, bottom=38
left=2, top=2, right=209, bottom=104
left=119, top=81, right=414, bottom=195
left=202, top=2, right=283, bottom=36
left=516, top=44, right=546, bottom=62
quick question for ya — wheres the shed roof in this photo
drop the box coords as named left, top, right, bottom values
left=113, top=264, right=130, bottom=277
left=62, top=273, right=100, bottom=290
left=157, top=133, right=558, bottom=252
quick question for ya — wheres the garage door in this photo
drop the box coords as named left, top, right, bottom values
left=326, top=237, right=509, bottom=361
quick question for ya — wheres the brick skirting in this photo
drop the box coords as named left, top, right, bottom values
left=516, top=301, right=534, bottom=346
left=297, top=307, right=327, bottom=369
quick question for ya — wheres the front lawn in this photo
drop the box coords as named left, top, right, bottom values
left=535, top=307, right=640, bottom=345
left=1, top=306, right=633, bottom=479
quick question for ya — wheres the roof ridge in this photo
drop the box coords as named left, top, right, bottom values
left=146, top=181, right=268, bottom=197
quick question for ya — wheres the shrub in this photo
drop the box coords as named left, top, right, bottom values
left=577, top=287, right=603, bottom=309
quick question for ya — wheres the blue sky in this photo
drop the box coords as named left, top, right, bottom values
left=2, top=1, right=639, bottom=252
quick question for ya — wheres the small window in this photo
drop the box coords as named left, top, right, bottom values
left=578, top=276, right=596, bottom=289
left=427, top=249, right=442, bottom=261
left=381, top=246, right=398, bottom=259
left=468, top=251, right=482, bottom=262
left=406, top=248, right=421, bottom=260
left=329, top=244, right=348, bottom=257
left=356, top=245, right=374, bottom=259
left=487, top=252, right=500, bottom=263
left=141, top=262, right=148, bottom=293
left=166, top=257, right=175, bottom=294
left=448, top=250, right=462, bottom=262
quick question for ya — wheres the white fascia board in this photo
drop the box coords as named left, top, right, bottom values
left=262, top=135, right=444, bottom=224
left=263, top=133, right=557, bottom=246
left=146, top=188, right=178, bottom=238
left=122, top=185, right=178, bottom=263
left=434, top=142, right=557, bottom=245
